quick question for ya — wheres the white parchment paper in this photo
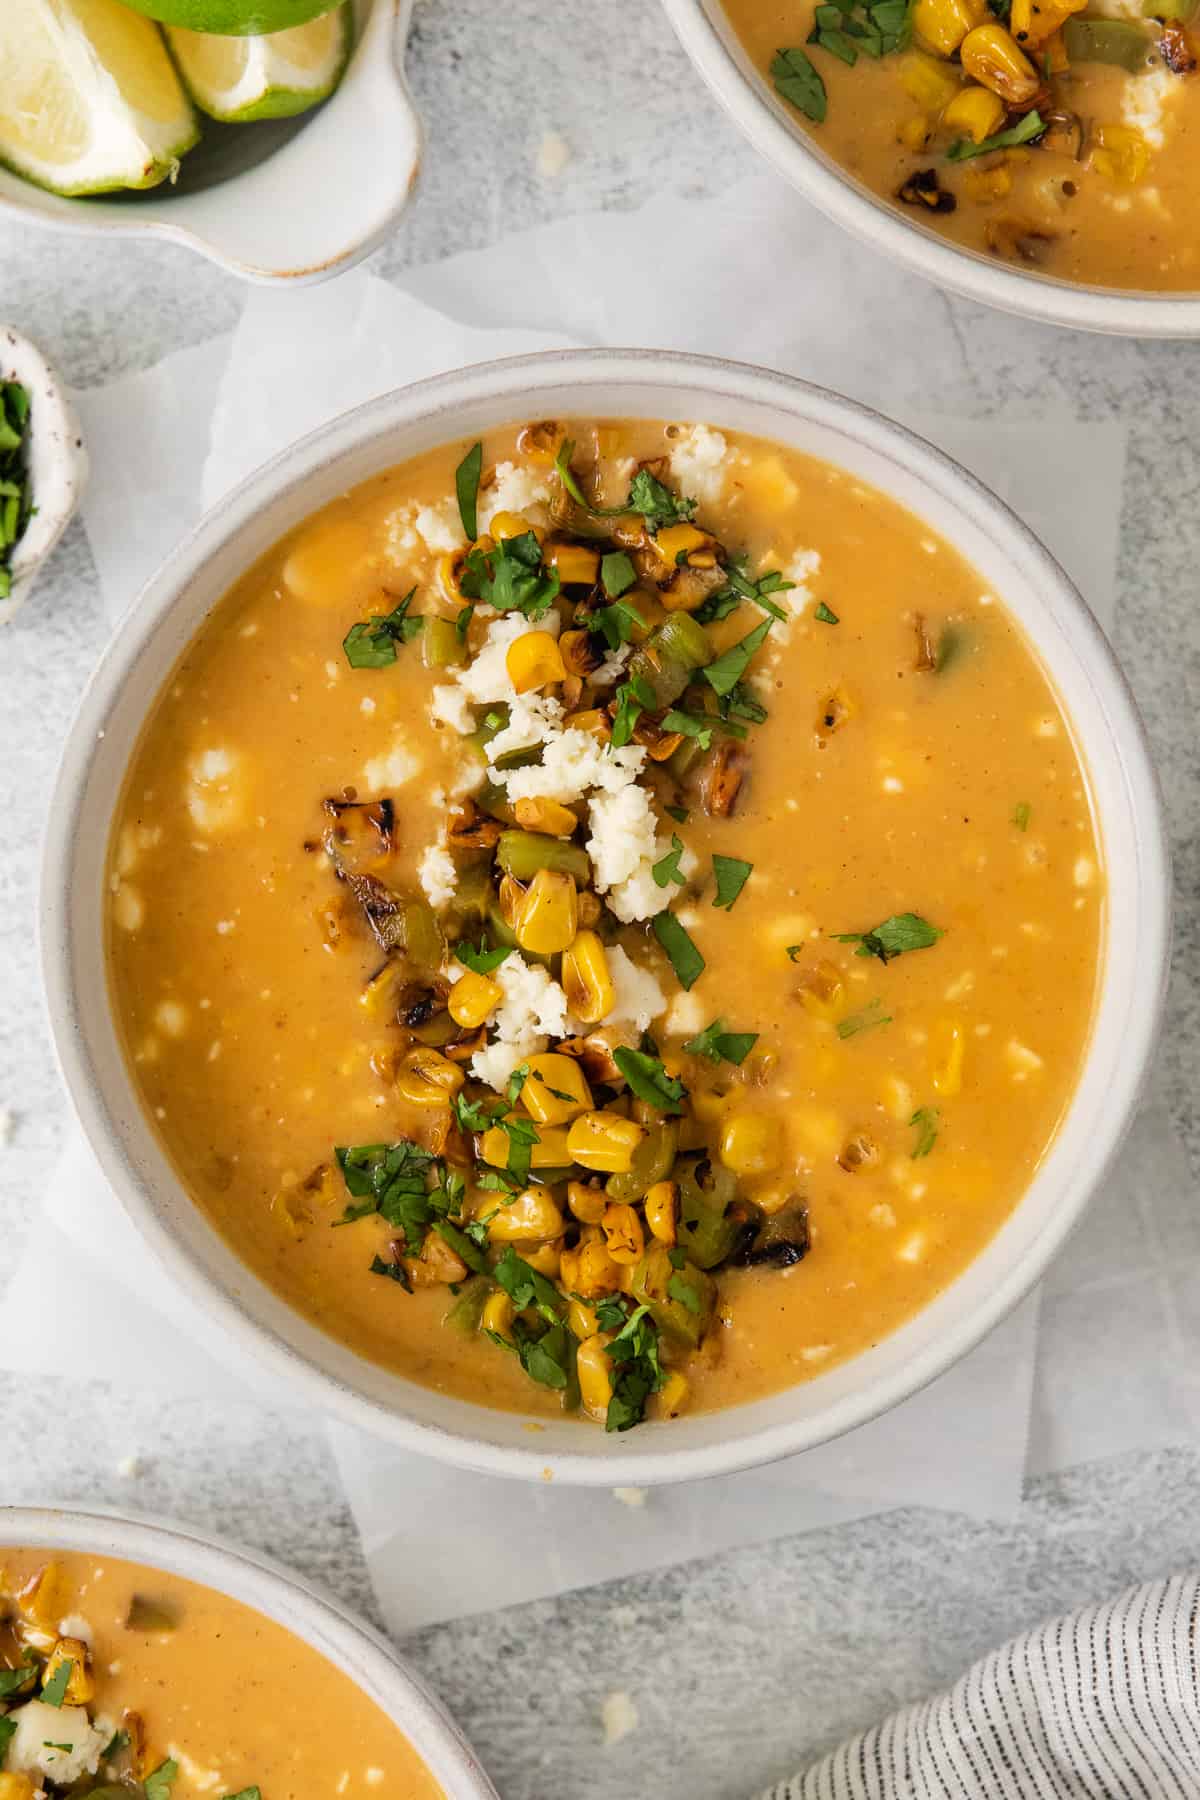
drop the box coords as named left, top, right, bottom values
left=9, top=172, right=1188, bottom=1637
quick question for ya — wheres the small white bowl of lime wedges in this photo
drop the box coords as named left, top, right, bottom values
left=0, top=0, right=420, bottom=284
left=0, top=329, right=89, bottom=628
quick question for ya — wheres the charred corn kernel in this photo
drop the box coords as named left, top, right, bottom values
left=568, top=1179, right=608, bottom=1224
left=561, top=928, right=616, bottom=1026
left=577, top=1334, right=615, bottom=1421
left=914, top=0, right=986, bottom=56
left=601, top=1201, right=645, bottom=1266
left=797, top=959, right=845, bottom=1021
left=547, top=541, right=601, bottom=585
left=482, top=1291, right=516, bottom=1340
left=517, top=421, right=562, bottom=463
left=563, top=708, right=611, bottom=741
left=720, top=1111, right=782, bottom=1176
left=932, top=1019, right=966, bottom=1095
left=751, top=1182, right=795, bottom=1218
left=515, top=867, right=578, bottom=955
left=506, top=630, right=567, bottom=694
left=512, top=796, right=578, bottom=837
left=960, top=23, right=1039, bottom=102
left=396, top=1046, right=465, bottom=1108
left=942, top=83, right=1006, bottom=141
left=485, top=1187, right=565, bottom=1243
left=576, top=890, right=601, bottom=928
left=1090, top=124, right=1150, bottom=185
left=0, top=1777, right=37, bottom=1800
left=899, top=114, right=933, bottom=150
left=567, top=1110, right=646, bottom=1174
left=898, top=50, right=962, bottom=109
left=489, top=510, right=533, bottom=541
left=448, top=969, right=504, bottom=1030
left=406, top=1233, right=468, bottom=1287
left=498, top=873, right=524, bottom=930
left=18, top=1562, right=69, bottom=1634
left=42, top=1637, right=93, bottom=1705
left=523, top=1238, right=564, bottom=1277
left=479, top=1124, right=572, bottom=1169
left=644, top=1179, right=678, bottom=1245
left=655, top=1370, right=690, bottom=1418
left=521, top=1053, right=593, bottom=1124
left=963, top=163, right=1014, bottom=201
left=654, top=522, right=709, bottom=563
left=560, top=1238, right=622, bottom=1299
left=359, top=962, right=399, bottom=1017
left=1011, top=0, right=1084, bottom=43
left=816, top=682, right=856, bottom=738
left=881, top=1074, right=915, bottom=1124
left=568, top=1297, right=600, bottom=1340
left=436, top=550, right=467, bottom=605
left=691, top=1085, right=731, bottom=1124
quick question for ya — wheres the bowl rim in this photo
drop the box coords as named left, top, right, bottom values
left=660, top=0, right=1200, bottom=338
left=0, top=1503, right=498, bottom=1797
left=0, top=0, right=421, bottom=288
left=40, top=347, right=1172, bottom=1486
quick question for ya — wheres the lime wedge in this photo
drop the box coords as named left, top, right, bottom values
left=120, top=0, right=342, bottom=33
left=0, top=0, right=198, bottom=196
left=166, top=4, right=351, bottom=122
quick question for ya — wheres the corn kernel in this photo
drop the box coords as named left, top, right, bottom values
left=1090, top=124, right=1150, bottom=186
left=654, top=1371, right=690, bottom=1418
left=914, top=0, right=986, bottom=57
left=942, top=83, right=1006, bottom=141
left=396, top=1046, right=465, bottom=1108
left=932, top=1019, right=966, bottom=1095
left=568, top=1179, right=608, bottom=1224
left=577, top=1334, right=615, bottom=1421
left=560, top=1238, right=622, bottom=1299
left=960, top=23, right=1039, bottom=102
left=520, top=1053, right=593, bottom=1125
left=561, top=929, right=616, bottom=1026
left=547, top=541, right=601, bottom=585
left=601, top=1202, right=645, bottom=1266
left=0, top=1776, right=37, bottom=1800
left=898, top=50, right=962, bottom=110
left=42, top=1637, right=93, bottom=1705
left=480, top=1124, right=573, bottom=1169
left=644, top=1180, right=678, bottom=1245
left=567, top=1110, right=646, bottom=1174
left=720, top=1111, right=782, bottom=1176
left=562, top=708, right=611, bottom=741
left=17, top=1562, right=69, bottom=1634
left=489, top=510, right=534, bottom=541
left=524, top=1239, right=564, bottom=1277
left=482, top=1291, right=515, bottom=1340
left=448, top=969, right=504, bottom=1030
left=796, top=959, right=845, bottom=1021
left=654, top=523, right=710, bottom=564
left=506, top=630, right=567, bottom=694
left=963, top=163, right=1014, bottom=201
left=1011, top=0, right=1084, bottom=43
left=485, top=1187, right=566, bottom=1244
left=512, top=796, right=578, bottom=837
left=514, top=867, right=578, bottom=955
left=436, top=550, right=467, bottom=605
left=899, top=115, right=933, bottom=150
left=568, top=1296, right=600, bottom=1339
left=691, top=1085, right=731, bottom=1124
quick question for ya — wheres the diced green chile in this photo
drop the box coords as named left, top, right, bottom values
left=674, top=1154, right=741, bottom=1269
left=627, top=614, right=713, bottom=710
left=1063, top=17, right=1154, bottom=65
left=631, top=1243, right=716, bottom=1348
left=606, top=1121, right=679, bottom=1203
left=422, top=615, right=467, bottom=670
left=445, top=1278, right=492, bottom=1335
left=496, top=830, right=591, bottom=882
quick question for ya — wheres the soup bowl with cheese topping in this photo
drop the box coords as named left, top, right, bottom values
left=42, top=350, right=1168, bottom=1485
left=663, top=0, right=1200, bottom=334
left=0, top=1506, right=496, bottom=1798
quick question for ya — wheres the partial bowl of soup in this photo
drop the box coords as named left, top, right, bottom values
left=662, top=0, right=1200, bottom=333
left=0, top=1505, right=496, bottom=1797
left=42, top=350, right=1168, bottom=1484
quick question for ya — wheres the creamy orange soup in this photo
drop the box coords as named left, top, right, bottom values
left=106, top=419, right=1102, bottom=1432
left=0, top=1549, right=441, bottom=1799
left=726, top=0, right=1200, bottom=291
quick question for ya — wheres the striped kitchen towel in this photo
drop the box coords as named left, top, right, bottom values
left=761, top=1575, right=1200, bottom=1799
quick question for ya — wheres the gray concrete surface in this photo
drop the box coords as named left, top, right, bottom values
left=1, top=3, right=1198, bottom=1796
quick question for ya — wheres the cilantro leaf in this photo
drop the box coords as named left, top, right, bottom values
left=498, top=1113, right=539, bottom=1184
left=455, top=441, right=483, bottom=541
left=652, top=911, right=705, bottom=990
left=815, top=601, right=840, bottom=624
left=594, top=595, right=644, bottom=650
left=611, top=672, right=655, bottom=748
left=604, top=1304, right=666, bottom=1432
left=665, top=804, right=689, bottom=825
left=1012, top=801, right=1031, bottom=831
left=0, top=1660, right=35, bottom=1699
left=224, top=1790, right=263, bottom=1800
left=712, top=854, right=753, bottom=910
left=454, top=936, right=511, bottom=976
left=334, top=1140, right=439, bottom=1251
left=652, top=833, right=688, bottom=889
left=833, top=913, right=942, bottom=963
left=682, top=1019, right=759, bottom=1066
left=771, top=46, right=827, bottom=122
left=0, top=1719, right=15, bottom=1759
left=343, top=589, right=423, bottom=668
left=516, top=1320, right=574, bottom=1391
left=661, top=707, right=714, bottom=750
left=702, top=617, right=773, bottom=697
left=0, top=382, right=34, bottom=602
left=145, top=1761, right=180, bottom=1800
left=696, top=562, right=792, bottom=625
left=601, top=550, right=637, bottom=598
left=627, top=468, right=697, bottom=529
left=494, top=1246, right=564, bottom=1319
left=461, top=532, right=561, bottom=619
left=946, top=109, right=1045, bottom=162
left=454, top=1091, right=502, bottom=1135
left=837, top=999, right=892, bottom=1039
left=431, top=1217, right=491, bottom=1276
left=40, top=1659, right=73, bottom=1708
left=370, top=1253, right=412, bottom=1291
left=613, top=1046, right=687, bottom=1115
left=910, top=1107, right=939, bottom=1158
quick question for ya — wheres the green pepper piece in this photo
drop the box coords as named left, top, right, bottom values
left=606, top=1121, right=679, bottom=1203
left=422, top=615, right=467, bottom=670
left=628, top=613, right=713, bottom=710
left=444, top=1275, right=491, bottom=1335
left=1144, top=0, right=1196, bottom=17
left=496, top=830, right=591, bottom=883
left=630, top=1242, right=716, bottom=1348
left=1063, top=17, right=1153, bottom=66
left=675, top=1154, right=741, bottom=1269
left=398, top=895, right=445, bottom=976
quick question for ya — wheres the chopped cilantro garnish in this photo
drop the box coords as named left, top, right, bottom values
left=696, top=562, right=793, bottom=625
left=661, top=707, right=714, bottom=750
left=145, top=1760, right=179, bottom=1800
left=334, top=1139, right=466, bottom=1265
left=837, top=999, right=892, bottom=1039
left=665, top=803, right=689, bottom=825
left=601, top=550, right=637, bottom=598
left=494, top=1245, right=564, bottom=1319
left=814, top=601, right=840, bottom=624
left=613, top=1046, right=687, bottom=1115
left=506, top=1062, right=530, bottom=1106
left=343, top=589, right=423, bottom=668
left=455, top=936, right=511, bottom=976
left=1012, top=801, right=1031, bottom=831
left=369, top=1253, right=412, bottom=1291
left=103, top=1727, right=130, bottom=1760
left=682, top=1019, right=758, bottom=1066
left=0, top=382, right=33, bottom=602
left=910, top=1107, right=939, bottom=1158
left=771, top=46, right=827, bottom=122
left=785, top=944, right=805, bottom=962
left=455, top=601, right=475, bottom=643
left=833, top=912, right=942, bottom=963
left=947, top=110, right=1045, bottom=162
left=453, top=1090, right=501, bottom=1135
left=431, top=1217, right=491, bottom=1276
left=461, top=531, right=561, bottom=619
left=455, top=440, right=483, bottom=541
left=605, top=1304, right=666, bottom=1431
left=41, top=1659, right=73, bottom=1708
left=223, top=1790, right=263, bottom=1800
left=712, top=854, right=753, bottom=910
left=0, top=1659, right=35, bottom=1698
left=652, top=833, right=688, bottom=889
left=594, top=595, right=644, bottom=650
left=626, top=467, right=697, bottom=529
left=652, top=910, right=705, bottom=990
left=611, top=671, right=655, bottom=748
left=498, top=1112, right=539, bottom=1184
left=702, top=617, right=773, bottom=698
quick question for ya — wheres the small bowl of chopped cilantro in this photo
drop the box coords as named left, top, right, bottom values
left=0, top=328, right=89, bottom=627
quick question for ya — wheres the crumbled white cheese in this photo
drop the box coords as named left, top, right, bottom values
left=668, top=423, right=728, bottom=506
left=600, top=1690, right=640, bottom=1746
left=362, top=733, right=422, bottom=792
left=457, top=612, right=558, bottom=707
left=603, top=946, right=667, bottom=1033
left=664, top=989, right=706, bottom=1037
left=415, top=497, right=466, bottom=554
left=418, top=844, right=458, bottom=909
left=503, top=726, right=644, bottom=805
left=430, top=683, right=476, bottom=735
left=186, top=747, right=245, bottom=833
left=586, top=782, right=680, bottom=923
left=478, top=462, right=552, bottom=533
left=6, top=1702, right=106, bottom=1784
left=1121, top=65, right=1177, bottom=150
left=537, top=130, right=572, bottom=178
left=56, top=1614, right=92, bottom=1646
left=783, top=547, right=822, bottom=610
left=166, top=1742, right=225, bottom=1792
left=469, top=952, right=570, bottom=1093
left=591, top=645, right=632, bottom=689
left=486, top=692, right=565, bottom=766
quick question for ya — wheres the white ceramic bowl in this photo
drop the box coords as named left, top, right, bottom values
left=41, top=349, right=1170, bottom=1486
left=0, top=328, right=89, bottom=627
left=661, top=0, right=1200, bottom=337
left=0, top=1504, right=497, bottom=1798
left=0, top=1, right=420, bottom=285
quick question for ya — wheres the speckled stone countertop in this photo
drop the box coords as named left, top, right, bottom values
left=2, top=4, right=1199, bottom=1796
